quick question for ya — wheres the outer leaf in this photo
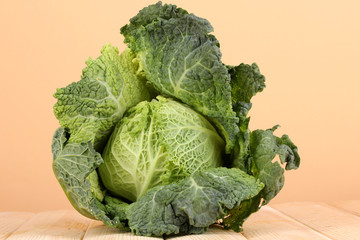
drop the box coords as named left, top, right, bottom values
left=278, top=134, right=301, bottom=170
left=226, top=124, right=300, bottom=230
left=228, top=63, right=265, bottom=122
left=51, top=127, right=68, bottom=161
left=249, top=126, right=300, bottom=203
left=227, top=63, right=265, bottom=170
left=121, top=2, right=238, bottom=152
left=126, top=167, right=264, bottom=237
left=52, top=127, right=128, bottom=229
left=121, top=2, right=188, bottom=38
left=222, top=195, right=262, bottom=232
left=53, top=44, right=151, bottom=150
left=228, top=63, right=265, bottom=104
left=230, top=118, right=251, bottom=172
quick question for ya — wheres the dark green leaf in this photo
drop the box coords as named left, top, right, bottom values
left=228, top=63, right=265, bottom=122
left=126, top=167, right=264, bottom=236
left=121, top=2, right=238, bottom=152
left=223, top=195, right=262, bottom=232
left=249, top=127, right=300, bottom=203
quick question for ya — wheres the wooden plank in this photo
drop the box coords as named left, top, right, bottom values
left=241, top=206, right=330, bottom=240
left=0, top=212, right=35, bottom=240
left=331, top=200, right=360, bottom=216
left=166, top=225, right=247, bottom=240
left=83, top=221, right=163, bottom=240
left=272, top=202, right=360, bottom=240
left=6, top=210, right=92, bottom=240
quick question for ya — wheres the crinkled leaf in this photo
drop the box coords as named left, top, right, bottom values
left=53, top=44, right=150, bottom=150
left=99, top=96, right=224, bottom=202
left=231, top=118, right=251, bottom=172
left=121, top=2, right=238, bottom=152
left=233, top=102, right=253, bottom=124
left=121, top=2, right=188, bottom=38
left=126, top=167, right=264, bottom=237
left=228, top=63, right=265, bottom=122
left=51, top=127, right=68, bottom=161
left=249, top=126, right=300, bottom=203
left=278, top=134, right=301, bottom=170
left=87, top=170, right=106, bottom=202
left=228, top=63, right=265, bottom=170
left=51, top=127, right=129, bottom=229
left=228, top=63, right=265, bottom=104
left=222, top=195, right=262, bottom=232
left=104, top=196, right=129, bottom=223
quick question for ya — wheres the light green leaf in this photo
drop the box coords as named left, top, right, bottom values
left=53, top=44, right=151, bottom=150
left=99, top=96, right=224, bottom=202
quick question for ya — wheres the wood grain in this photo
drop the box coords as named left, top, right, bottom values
left=83, top=221, right=161, bottom=240
left=331, top=200, right=360, bottom=216
left=273, top=202, right=360, bottom=240
left=166, top=225, right=247, bottom=240
left=0, top=212, right=35, bottom=240
left=242, top=206, right=330, bottom=240
left=6, top=210, right=92, bottom=240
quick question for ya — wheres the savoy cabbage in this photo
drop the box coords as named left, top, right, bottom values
left=52, top=2, right=300, bottom=237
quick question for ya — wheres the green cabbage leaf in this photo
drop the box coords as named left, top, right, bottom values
left=53, top=45, right=151, bottom=149
left=249, top=126, right=300, bottom=203
left=51, top=127, right=129, bottom=229
left=127, top=167, right=264, bottom=236
left=52, top=127, right=264, bottom=236
left=229, top=63, right=266, bottom=123
left=99, top=96, right=224, bottom=202
left=228, top=63, right=265, bottom=171
left=222, top=127, right=300, bottom=232
left=121, top=2, right=238, bottom=152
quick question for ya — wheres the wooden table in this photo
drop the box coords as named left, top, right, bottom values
left=1, top=201, right=360, bottom=240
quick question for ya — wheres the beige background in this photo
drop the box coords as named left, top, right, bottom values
left=0, top=0, right=359, bottom=212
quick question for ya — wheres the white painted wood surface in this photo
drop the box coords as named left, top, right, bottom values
left=242, top=206, right=331, bottom=240
left=167, top=225, right=247, bottom=240
left=4, top=210, right=91, bottom=240
left=0, top=212, right=34, bottom=239
left=1, top=202, right=360, bottom=240
left=272, top=202, right=360, bottom=240
left=83, top=221, right=160, bottom=240
left=332, top=200, right=360, bottom=216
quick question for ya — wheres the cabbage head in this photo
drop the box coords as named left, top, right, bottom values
left=99, top=96, right=224, bottom=202
left=51, top=2, right=300, bottom=237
